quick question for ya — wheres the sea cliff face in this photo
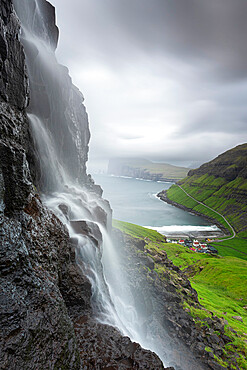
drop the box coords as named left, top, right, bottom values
left=0, top=1, right=83, bottom=367
left=0, top=1, right=166, bottom=368
left=108, top=158, right=188, bottom=182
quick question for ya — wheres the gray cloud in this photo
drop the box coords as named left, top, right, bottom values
left=50, top=0, right=247, bottom=170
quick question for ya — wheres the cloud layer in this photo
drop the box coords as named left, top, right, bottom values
left=50, top=0, right=247, bottom=169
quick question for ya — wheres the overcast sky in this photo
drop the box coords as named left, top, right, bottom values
left=49, top=0, right=247, bottom=170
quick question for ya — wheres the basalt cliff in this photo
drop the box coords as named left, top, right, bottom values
left=0, top=1, right=165, bottom=368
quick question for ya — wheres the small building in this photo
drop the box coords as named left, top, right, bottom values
left=193, top=240, right=199, bottom=247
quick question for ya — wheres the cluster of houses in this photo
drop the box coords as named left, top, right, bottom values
left=167, top=238, right=218, bottom=254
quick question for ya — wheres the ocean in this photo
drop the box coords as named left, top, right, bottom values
left=93, top=174, right=221, bottom=237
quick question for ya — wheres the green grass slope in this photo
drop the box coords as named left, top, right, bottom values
left=161, top=144, right=247, bottom=258
left=113, top=220, right=247, bottom=369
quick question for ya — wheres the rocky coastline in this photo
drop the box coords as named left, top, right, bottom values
left=157, top=190, right=230, bottom=237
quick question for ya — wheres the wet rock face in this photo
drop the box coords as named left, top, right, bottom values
left=0, top=195, right=85, bottom=369
left=0, top=2, right=81, bottom=368
left=0, top=0, right=31, bottom=216
left=74, top=315, right=166, bottom=370
left=12, top=0, right=92, bottom=191
left=0, top=104, right=33, bottom=215
left=70, top=220, right=103, bottom=248
left=0, top=0, right=29, bottom=109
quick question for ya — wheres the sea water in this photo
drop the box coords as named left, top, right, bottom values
left=93, top=174, right=220, bottom=237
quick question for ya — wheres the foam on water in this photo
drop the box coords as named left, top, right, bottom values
left=146, top=225, right=220, bottom=232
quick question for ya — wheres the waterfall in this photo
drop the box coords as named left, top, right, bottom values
left=13, top=0, right=149, bottom=350
left=12, top=1, right=206, bottom=369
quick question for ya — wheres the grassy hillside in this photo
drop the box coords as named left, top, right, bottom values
left=157, top=144, right=247, bottom=261
left=163, top=175, right=247, bottom=254
left=113, top=220, right=247, bottom=369
left=108, top=158, right=189, bottom=181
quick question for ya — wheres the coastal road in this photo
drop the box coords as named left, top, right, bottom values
left=176, top=184, right=236, bottom=242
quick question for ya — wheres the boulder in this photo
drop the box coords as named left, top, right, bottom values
left=232, top=316, right=243, bottom=322
left=70, top=220, right=102, bottom=247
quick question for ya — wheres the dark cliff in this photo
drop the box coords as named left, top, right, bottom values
left=0, top=1, right=166, bottom=369
left=13, top=0, right=92, bottom=191
left=0, top=1, right=83, bottom=368
left=188, top=143, right=247, bottom=182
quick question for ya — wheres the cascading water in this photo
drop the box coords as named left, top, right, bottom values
left=13, top=0, right=148, bottom=351
left=13, top=1, right=206, bottom=369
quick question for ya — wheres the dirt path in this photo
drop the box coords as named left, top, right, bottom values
left=177, top=184, right=236, bottom=242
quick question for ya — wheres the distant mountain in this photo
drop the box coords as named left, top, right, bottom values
left=161, top=143, right=247, bottom=235
left=108, top=158, right=189, bottom=182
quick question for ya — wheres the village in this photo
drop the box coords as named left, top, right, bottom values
left=166, top=238, right=218, bottom=254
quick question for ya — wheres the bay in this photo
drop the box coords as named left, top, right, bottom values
left=93, top=174, right=220, bottom=236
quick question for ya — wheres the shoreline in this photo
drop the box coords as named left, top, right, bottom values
left=107, top=173, right=180, bottom=183
left=157, top=189, right=230, bottom=238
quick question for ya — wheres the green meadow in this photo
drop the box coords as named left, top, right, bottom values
left=165, top=175, right=247, bottom=261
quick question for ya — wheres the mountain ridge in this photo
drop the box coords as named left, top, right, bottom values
left=188, top=143, right=247, bottom=181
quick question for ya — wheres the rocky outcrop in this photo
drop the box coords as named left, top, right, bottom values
left=74, top=316, right=165, bottom=369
